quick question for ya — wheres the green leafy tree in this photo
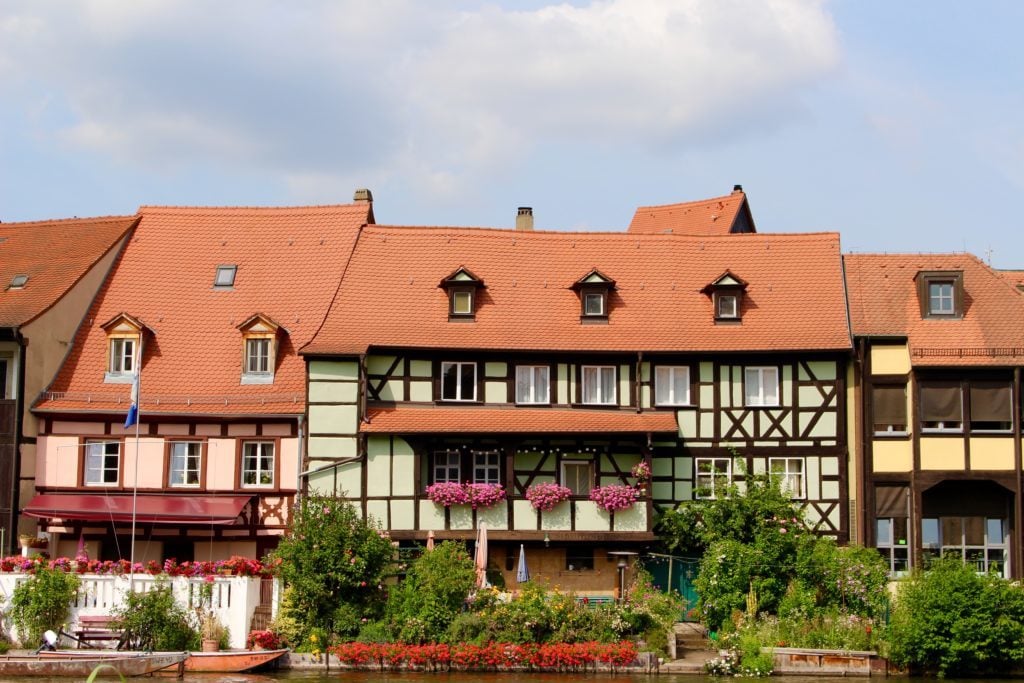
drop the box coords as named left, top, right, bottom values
left=270, top=495, right=395, bottom=639
left=114, top=580, right=198, bottom=651
left=887, top=557, right=1024, bottom=676
left=384, top=540, right=476, bottom=643
left=9, top=567, right=81, bottom=646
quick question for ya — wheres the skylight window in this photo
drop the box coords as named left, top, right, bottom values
left=214, top=265, right=237, bottom=288
left=8, top=275, right=28, bottom=290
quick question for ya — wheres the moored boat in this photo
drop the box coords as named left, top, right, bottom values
left=41, top=648, right=288, bottom=673
left=1, top=651, right=187, bottom=677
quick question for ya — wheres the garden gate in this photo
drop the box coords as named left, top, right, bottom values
left=642, top=553, right=699, bottom=621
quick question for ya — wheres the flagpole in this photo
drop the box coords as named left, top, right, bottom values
left=128, top=335, right=143, bottom=587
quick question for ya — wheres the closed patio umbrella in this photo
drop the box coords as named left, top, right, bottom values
left=475, top=522, right=489, bottom=588
left=516, top=543, right=530, bottom=584
left=426, top=529, right=435, bottom=551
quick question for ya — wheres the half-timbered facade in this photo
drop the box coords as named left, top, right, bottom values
left=846, top=253, right=1024, bottom=578
left=28, top=199, right=373, bottom=562
left=303, top=225, right=852, bottom=593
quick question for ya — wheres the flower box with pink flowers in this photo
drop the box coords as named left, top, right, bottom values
left=588, top=484, right=639, bottom=512
left=525, top=483, right=573, bottom=511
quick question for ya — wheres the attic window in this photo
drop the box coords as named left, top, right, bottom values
left=571, top=269, right=615, bottom=323
left=238, top=314, right=285, bottom=385
left=702, top=270, right=748, bottom=322
left=916, top=271, right=963, bottom=319
left=214, top=265, right=237, bottom=288
left=439, top=267, right=485, bottom=321
left=101, top=313, right=148, bottom=384
left=8, top=274, right=28, bottom=290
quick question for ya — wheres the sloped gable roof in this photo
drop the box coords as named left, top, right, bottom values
left=844, top=253, right=1024, bottom=366
left=628, top=189, right=754, bottom=235
left=36, top=203, right=372, bottom=416
left=305, top=227, right=850, bottom=355
left=0, top=216, right=137, bottom=328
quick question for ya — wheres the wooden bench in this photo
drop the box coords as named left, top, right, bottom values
left=72, top=615, right=124, bottom=648
left=576, top=595, right=616, bottom=608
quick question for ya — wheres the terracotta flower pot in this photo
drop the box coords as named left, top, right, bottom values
left=201, top=638, right=219, bottom=652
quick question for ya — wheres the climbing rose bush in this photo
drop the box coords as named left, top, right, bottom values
left=589, top=485, right=639, bottom=512
left=525, top=483, right=573, bottom=511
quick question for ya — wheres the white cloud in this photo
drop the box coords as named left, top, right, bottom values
left=0, top=0, right=840, bottom=200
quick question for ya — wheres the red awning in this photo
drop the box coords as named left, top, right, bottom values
left=360, top=406, right=679, bottom=433
left=22, top=494, right=252, bottom=525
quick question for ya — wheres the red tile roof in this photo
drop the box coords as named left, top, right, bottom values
left=627, top=189, right=753, bottom=235
left=844, top=253, right=1024, bottom=366
left=36, top=203, right=372, bottom=417
left=305, top=227, right=850, bottom=355
left=996, top=269, right=1024, bottom=292
left=0, top=216, right=137, bottom=328
left=361, top=406, right=679, bottom=433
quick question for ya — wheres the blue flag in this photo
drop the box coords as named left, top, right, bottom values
left=124, top=373, right=139, bottom=428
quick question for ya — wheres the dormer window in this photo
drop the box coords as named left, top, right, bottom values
left=214, top=265, right=237, bottom=288
left=238, top=314, right=286, bottom=385
left=8, top=274, right=28, bottom=290
left=916, top=270, right=963, bottom=318
left=572, top=269, right=615, bottom=323
left=100, top=313, right=149, bottom=383
left=702, top=270, right=748, bottom=322
left=439, top=267, right=485, bottom=321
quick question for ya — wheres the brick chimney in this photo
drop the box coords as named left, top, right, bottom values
left=516, top=207, right=534, bottom=231
left=353, top=188, right=373, bottom=203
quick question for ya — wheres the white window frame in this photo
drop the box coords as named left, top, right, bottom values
left=744, top=366, right=779, bottom=407
left=169, top=441, right=202, bottom=487
left=695, top=457, right=731, bottom=500
left=561, top=460, right=594, bottom=495
left=433, top=449, right=461, bottom=483
left=472, top=450, right=501, bottom=484
left=241, top=441, right=275, bottom=487
left=245, top=338, right=271, bottom=375
left=928, top=281, right=955, bottom=315
left=85, top=441, right=120, bottom=486
left=716, top=294, right=738, bottom=319
left=441, top=361, right=477, bottom=402
left=769, top=457, right=805, bottom=499
left=655, top=366, right=691, bottom=406
left=109, top=338, right=136, bottom=375
left=516, top=365, right=550, bottom=405
left=581, top=365, right=616, bottom=405
left=215, top=265, right=237, bottom=288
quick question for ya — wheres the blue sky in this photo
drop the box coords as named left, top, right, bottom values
left=1, top=1, right=1022, bottom=267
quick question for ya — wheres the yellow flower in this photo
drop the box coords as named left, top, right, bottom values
left=310, top=634, right=319, bottom=642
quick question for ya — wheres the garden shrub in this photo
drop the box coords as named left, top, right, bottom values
left=887, top=557, right=1024, bottom=676
left=270, top=495, right=395, bottom=638
left=9, top=566, right=81, bottom=646
left=113, top=579, right=198, bottom=651
left=385, top=540, right=477, bottom=643
left=795, top=537, right=889, bottom=618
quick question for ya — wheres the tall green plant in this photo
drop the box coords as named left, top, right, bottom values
left=887, top=557, right=1024, bottom=676
left=384, top=540, right=476, bottom=643
left=10, top=567, right=81, bottom=646
left=270, top=495, right=395, bottom=639
left=114, top=580, right=198, bottom=651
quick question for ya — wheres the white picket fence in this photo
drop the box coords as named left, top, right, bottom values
left=0, top=573, right=274, bottom=649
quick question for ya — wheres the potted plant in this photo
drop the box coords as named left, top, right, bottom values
left=589, top=484, right=639, bottom=512
left=199, top=611, right=226, bottom=652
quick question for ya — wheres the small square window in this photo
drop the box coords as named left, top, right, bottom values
left=769, top=457, right=805, bottom=499
left=8, top=274, right=28, bottom=290
left=581, top=365, right=616, bottom=405
left=716, top=294, right=738, bottom=319
left=565, top=547, right=594, bottom=571
left=561, top=460, right=594, bottom=495
left=744, top=366, right=779, bottom=407
left=215, top=265, right=237, bottom=288
left=655, top=366, right=690, bottom=406
left=473, top=450, right=501, bottom=484
left=695, top=458, right=731, bottom=499
left=441, top=362, right=477, bottom=401
left=451, top=290, right=474, bottom=316
left=433, top=450, right=461, bottom=483
left=109, top=338, right=136, bottom=375
left=516, top=365, right=550, bottom=404
left=583, top=292, right=605, bottom=316
left=85, top=441, right=120, bottom=486
left=917, top=271, right=963, bottom=318
left=169, top=442, right=201, bottom=487
left=928, top=282, right=954, bottom=315
left=245, top=338, right=271, bottom=374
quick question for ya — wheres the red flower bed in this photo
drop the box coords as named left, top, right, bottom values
left=0, top=554, right=274, bottom=578
left=330, top=641, right=637, bottom=671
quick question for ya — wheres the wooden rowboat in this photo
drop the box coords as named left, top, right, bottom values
left=1, top=651, right=187, bottom=677
left=42, top=648, right=288, bottom=673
